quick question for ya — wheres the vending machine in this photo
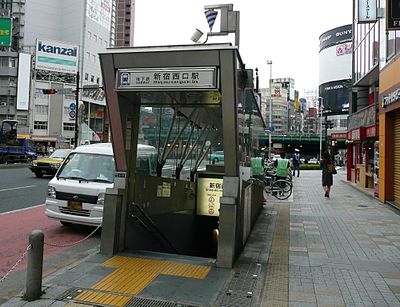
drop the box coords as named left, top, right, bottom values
left=374, top=141, right=379, bottom=197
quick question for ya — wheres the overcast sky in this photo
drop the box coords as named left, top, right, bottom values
left=134, top=0, right=352, bottom=94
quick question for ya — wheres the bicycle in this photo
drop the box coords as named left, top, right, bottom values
left=248, top=173, right=293, bottom=200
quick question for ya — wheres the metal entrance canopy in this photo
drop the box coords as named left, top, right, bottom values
left=99, top=43, right=266, bottom=268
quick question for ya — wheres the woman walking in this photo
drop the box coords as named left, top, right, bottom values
left=320, top=151, right=333, bottom=198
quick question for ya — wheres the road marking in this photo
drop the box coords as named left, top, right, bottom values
left=0, top=204, right=44, bottom=216
left=0, top=184, right=37, bottom=192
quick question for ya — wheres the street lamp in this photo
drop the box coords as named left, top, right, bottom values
left=267, top=60, right=273, bottom=159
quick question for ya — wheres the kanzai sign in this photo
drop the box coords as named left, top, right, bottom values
left=35, top=39, right=79, bottom=74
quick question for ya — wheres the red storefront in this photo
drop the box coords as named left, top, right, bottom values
left=346, top=104, right=379, bottom=192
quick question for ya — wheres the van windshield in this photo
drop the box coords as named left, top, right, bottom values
left=57, top=153, right=115, bottom=183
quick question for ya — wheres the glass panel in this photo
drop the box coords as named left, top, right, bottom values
left=387, top=31, right=395, bottom=59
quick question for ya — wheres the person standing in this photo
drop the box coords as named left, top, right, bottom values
left=292, top=148, right=300, bottom=177
left=320, top=151, right=333, bottom=198
left=274, top=152, right=290, bottom=180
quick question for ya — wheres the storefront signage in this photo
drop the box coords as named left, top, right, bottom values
left=366, top=125, right=378, bottom=138
left=358, top=0, right=377, bottom=23
left=331, top=132, right=348, bottom=140
left=116, top=67, right=218, bottom=90
left=196, top=177, right=223, bottom=217
left=348, top=104, right=376, bottom=129
left=351, top=127, right=366, bottom=141
left=382, top=87, right=400, bottom=108
left=387, top=0, right=400, bottom=30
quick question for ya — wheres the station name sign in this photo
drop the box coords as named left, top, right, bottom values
left=116, top=67, right=218, bottom=91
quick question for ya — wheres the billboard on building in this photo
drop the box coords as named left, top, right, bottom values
left=271, top=83, right=282, bottom=97
left=17, top=53, right=31, bottom=111
left=87, top=0, right=112, bottom=29
left=35, top=39, right=79, bottom=74
left=319, top=25, right=352, bottom=51
left=0, top=18, right=12, bottom=46
left=387, top=0, right=400, bottom=30
left=272, top=78, right=295, bottom=101
left=318, top=80, right=351, bottom=115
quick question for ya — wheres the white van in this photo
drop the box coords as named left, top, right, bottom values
left=45, top=143, right=157, bottom=226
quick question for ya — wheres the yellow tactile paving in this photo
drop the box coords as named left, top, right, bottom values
left=73, top=256, right=211, bottom=306
left=74, top=289, right=131, bottom=307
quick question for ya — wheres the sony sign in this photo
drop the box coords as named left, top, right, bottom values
left=35, top=39, right=79, bottom=74
left=358, top=0, right=377, bottom=23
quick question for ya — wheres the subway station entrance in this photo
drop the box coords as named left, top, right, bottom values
left=99, top=44, right=266, bottom=268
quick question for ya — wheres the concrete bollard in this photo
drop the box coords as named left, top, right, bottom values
left=25, top=229, right=44, bottom=301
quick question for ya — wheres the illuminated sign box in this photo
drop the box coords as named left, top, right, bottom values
left=0, top=18, right=11, bottom=46
left=116, top=67, right=218, bottom=91
left=196, top=176, right=223, bottom=217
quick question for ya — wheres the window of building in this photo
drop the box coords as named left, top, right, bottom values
left=63, top=122, right=75, bottom=131
left=99, top=37, right=102, bottom=45
left=88, top=31, right=92, bottom=39
left=91, top=75, right=95, bottom=82
left=340, top=119, right=347, bottom=128
left=94, top=34, right=97, bottom=42
left=387, top=31, right=396, bottom=60
left=34, top=121, right=48, bottom=130
left=104, top=40, right=108, bottom=47
left=86, top=52, right=90, bottom=60
left=85, top=73, right=89, bottom=80
left=96, top=77, right=100, bottom=84
left=35, top=105, right=48, bottom=114
left=16, top=115, right=27, bottom=126
left=10, top=58, right=16, bottom=67
left=92, top=54, right=96, bottom=62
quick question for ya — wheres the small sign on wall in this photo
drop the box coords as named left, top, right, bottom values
left=196, top=177, right=223, bottom=217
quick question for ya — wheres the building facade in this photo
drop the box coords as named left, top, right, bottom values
left=318, top=24, right=352, bottom=166
left=0, top=0, right=118, bottom=148
left=375, top=0, right=400, bottom=207
left=349, top=1, right=380, bottom=195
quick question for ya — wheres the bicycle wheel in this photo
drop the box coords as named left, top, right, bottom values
left=271, top=179, right=292, bottom=200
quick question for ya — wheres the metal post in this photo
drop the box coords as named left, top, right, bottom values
left=319, top=97, right=323, bottom=159
left=267, top=60, right=273, bottom=159
left=25, top=230, right=44, bottom=301
left=74, top=71, right=80, bottom=148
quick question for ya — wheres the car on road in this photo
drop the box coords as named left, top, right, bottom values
left=29, top=148, right=72, bottom=178
left=45, top=143, right=157, bottom=227
left=308, top=157, right=319, bottom=164
left=208, top=150, right=224, bottom=163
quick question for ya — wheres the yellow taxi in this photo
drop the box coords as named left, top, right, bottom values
left=29, top=148, right=71, bottom=178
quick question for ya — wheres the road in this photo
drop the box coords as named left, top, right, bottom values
left=0, top=165, right=100, bottom=303
left=0, top=166, right=50, bottom=213
left=0, top=160, right=213, bottom=302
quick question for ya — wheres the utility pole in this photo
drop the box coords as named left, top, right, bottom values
left=74, top=71, right=79, bottom=148
left=319, top=97, right=323, bottom=160
left=267, top=60, right=273, bottom=159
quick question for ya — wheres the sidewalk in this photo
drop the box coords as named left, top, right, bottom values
left=3, top=168, right=400, bottom=306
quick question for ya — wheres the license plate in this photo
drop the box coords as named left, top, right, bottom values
left=68, top=201, right=82, bottom=210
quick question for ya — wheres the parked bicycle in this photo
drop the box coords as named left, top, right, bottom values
left=248, top=172, right=293, bottom=200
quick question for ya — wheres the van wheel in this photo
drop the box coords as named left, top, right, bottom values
left=35, top=171, right=43, bottom=178
left=60, top=221, right=72, bottom=226
left=212, top=158, right=219, bottom=164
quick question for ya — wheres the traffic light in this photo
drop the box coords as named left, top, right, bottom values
left=42, top=89, right=57, bottom=94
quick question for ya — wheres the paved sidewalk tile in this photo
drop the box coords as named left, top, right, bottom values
left=285, top=170, right=400, bottom=307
